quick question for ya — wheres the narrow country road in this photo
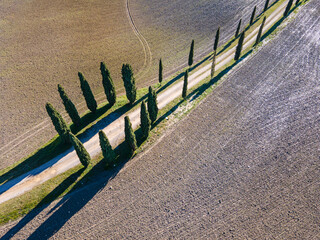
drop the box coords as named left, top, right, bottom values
left=0, top=0, right=319, bottom=238
left=0, top=0, right=153, bottom=165
left=0, top=0, right=291, bottom=204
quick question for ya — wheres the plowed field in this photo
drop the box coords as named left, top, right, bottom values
left=1, top=0, right=319, bottom=238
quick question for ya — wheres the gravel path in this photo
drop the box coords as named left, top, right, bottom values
left=0, top=0, right=271, bottom=170
left=0, top=0, right=289, bottom=205
left=0, top=0, right=319, bottom=239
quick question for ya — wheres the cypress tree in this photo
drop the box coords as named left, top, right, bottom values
left=69, top=132, right=91, bottom=168
left=182, top=70, right=188, bottom=99
left=250, top=6, right=257, bottom=25
left=147, top=86, right=158, bottom=123
left=211, top=52, right=216, bottom=79
left=140, top=101, right=151, bottom=139
left=58, top=84, right=81, bottom=129
left=234, top=31, right=245, bottom=61
left=295, top=0, right=300, bottom=6
left=124, top=116, right=137, bottom=153
left=99, top=130, right=116, bottom=168
left=235, top=19, right=242, bottom=38
left=78, top=72, right=97, bottom=113
left=159, top=59, right=163, bottom=84
left=255, top=16, right=267, bottom=46
left=214, top=27, right=220, bottom=52
left=100, top=62, right=116, bottom=106
left=284, top=0, right=294, bottom=17
left=264, top=0, right=270, bottom=12
left=188, top=40, right=195, bottom=67
left=121, top=64, right=137, bottom=104
left=46, top=102, right=70, bottom=143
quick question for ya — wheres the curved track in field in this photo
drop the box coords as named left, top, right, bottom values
left=0, top=0, right=153, bottom=168
left=0, top=0, right=290, bottom=205
left=125, top=0, right=153, bottom=79
left=1, top=1, right=319, bottom=239
left=0, top=0, right=271, bottom=169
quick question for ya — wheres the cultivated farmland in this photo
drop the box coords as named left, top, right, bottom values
left=0, top=0, right=268, bottom=168
left=0, top=0, right=318, bottom=238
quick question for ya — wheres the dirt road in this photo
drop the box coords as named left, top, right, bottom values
left=0, top=1, right=290, bottom=205
left=0, top=0, right=319, bottom=238
left=0, top=0, right=269, bottom=169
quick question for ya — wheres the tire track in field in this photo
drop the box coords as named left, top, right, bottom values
left=0, top=1, right=316, bottom=237
left=125, top=0, right=153, bottom=79
left=145, top=0, right=278, bottom=85
left=66, top=8, right=318, bottom=237
left=0, top=0, right=153, bottom=162
left=0, top=0, right=290, bottom=200
left=0, top=0, right=275, bottom=165
left=64, top=11, right=308, bottom=237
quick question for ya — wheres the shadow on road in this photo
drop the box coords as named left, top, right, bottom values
left=157, top=55, right=212, bottom=94
left=0, top=103, right=112, bottom=187
left=1, top=158, right=126, bottom=240
left=0, top=47, right=211, bottom=188
left=1, top=167, right=85, bottom=240
left=1, top=3, right=301, bottom=237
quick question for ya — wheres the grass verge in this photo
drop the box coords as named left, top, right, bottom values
left=0, top=0, right=309, bottom=226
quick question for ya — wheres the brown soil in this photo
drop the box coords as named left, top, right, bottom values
left=0, top=0, right=144, bottom=166
left=0, top=1, right=319, bottom=238
left=0, top=0, right=270, bottom=169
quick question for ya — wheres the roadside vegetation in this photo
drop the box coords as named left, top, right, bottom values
left=1, top=0, right=266, bottom=167
left=0, top=0, right=309, bottom=225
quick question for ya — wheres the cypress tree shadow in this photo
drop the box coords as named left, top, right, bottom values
left=0, top=102, right=129, bottom=186
left=0, top=47, right=266, bottom=240
left=1, top=5, right=302, bottom=235
left=217, top=37, right=237, bottom=56
left=0, top=0, right=296, bottom=201
left=0, top=53, right=211, bottom=186
left=0, top=137, right=70, bottom=186
left=218, top=0, right=281, bottom=57
left=21, top=156, right=126, bottom=240
left=0, top=103, right=113, bottom=186
left=157, top=55, right=211, bottom=94
left=1, top=167, right=85, bottom=240
left=152, top=50, right=254, bottom=128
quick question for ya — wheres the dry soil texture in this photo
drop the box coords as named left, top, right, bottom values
left=1, top=0, right=269, bottom=168
left=0, top=0, right=319, bottom=238
left=0, top=0, right=144, bottom=167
